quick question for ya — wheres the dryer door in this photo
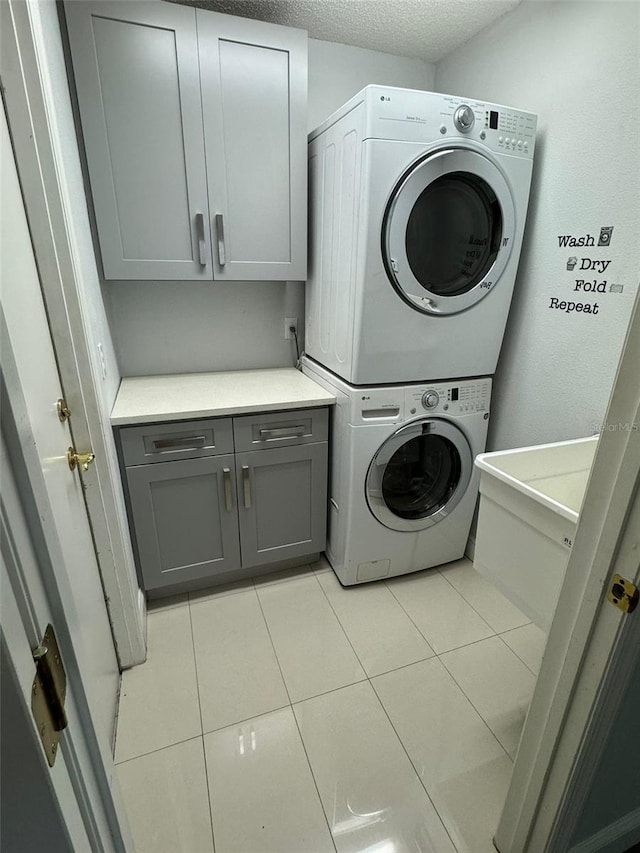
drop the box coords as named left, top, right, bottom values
left=383, top=148, right=515, bottom=316
left=366, top=419, right=472, bottom=532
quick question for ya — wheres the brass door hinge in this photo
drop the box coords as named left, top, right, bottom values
left=607, top=574, right=639, bottom=614
left=31, top=624, right=68, bottom=767
left=56, top=398, right=71, bottom=422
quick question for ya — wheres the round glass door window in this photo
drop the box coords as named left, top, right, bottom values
left=383, top=148, right=516, bottom=316
left=366, top=419, right=472, bottom=532
left=405, top=172, right=501, bottom=297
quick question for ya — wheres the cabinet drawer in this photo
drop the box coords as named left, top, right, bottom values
left=233, top=408, right=328, bottom=451
left=119, top=418, right=233, bottom=465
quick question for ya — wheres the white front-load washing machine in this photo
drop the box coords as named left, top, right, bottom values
left=305, top=85, right=537, bottom=385
left=302, top=357, right=491, bottom=585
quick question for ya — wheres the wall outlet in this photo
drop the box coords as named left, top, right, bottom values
left=284, top=317, right=298, bottom=339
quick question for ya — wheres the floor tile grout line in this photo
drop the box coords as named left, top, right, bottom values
left=437, top=652, right=517, bottom=762
left=252, top=582, right=339, bottom=852
left=367, top=652, right=437, bottom=680
left=434, top=566, right=503, bottom=635
left=384, top=579, right=499, bottom=657
left=256, top=569, right=367, bottom=690
left=186, top=597, right=218, bottom=853
left=291, top=677, right=372, bottom=708
left=497, top=621, right=534, bottom=634
left=186, top=599, right=205, bottom=735
left=495, top=631, right=541, bottom=677
left=199, top=736, right=217, bottom=853
left=290, top=707, right=339, bottom=852
left=437, top=564, right=532, bottom=636
left=114, top=732, right=205, bottom=767
left=253, top=581, right=295, bottom=708
left=313, top=572, right=373, bottom=680
left=368, top=678, right=461, bottom=853
left=282, top=567, right=456, bottom=852
left=436, top=629, right=524, bottom=658
left=383, top=581, right=438, bottom=654
left=313, top=574, right=461, bottom=850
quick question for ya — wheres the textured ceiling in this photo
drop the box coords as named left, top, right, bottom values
left=173, top=0, right=521, bottom=63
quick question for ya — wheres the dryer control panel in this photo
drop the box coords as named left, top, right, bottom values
left=405, top=378, right=492, bottom=417
left=358, top=86, right=537, bottom=159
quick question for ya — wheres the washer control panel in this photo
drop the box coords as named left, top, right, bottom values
left=406, top=378, right=492, bottom=416
left=454, top=104, right=475, bottom=133
left=422, top=390, right=440, bottom=409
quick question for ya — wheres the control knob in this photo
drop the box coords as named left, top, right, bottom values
left=422, top=390, right=439, bottom=409
left=454, top=104, right=475, bottom=133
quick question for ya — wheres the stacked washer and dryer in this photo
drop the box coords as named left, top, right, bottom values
left=302, top=85, right=536, bottom=585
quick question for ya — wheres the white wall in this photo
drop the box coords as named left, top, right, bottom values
left=436, top=1, right=640, bottom=450
left=308, top=38, right=434, bottom=131
left=108, top=38, right=433, bottom=377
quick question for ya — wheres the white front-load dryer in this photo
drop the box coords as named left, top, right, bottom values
left=305, top=85, right=537, bottom=385
left=302, top=357, right=491, bottom=585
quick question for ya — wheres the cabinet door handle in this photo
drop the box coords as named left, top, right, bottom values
left=242, top=465, right=251, bottom=509
left=215, top=213, right=226, bottom=266
left=259, top=425, right=306, bottom=440
left=152, top=435, right=206, bottom=451
left=223, top=467, right=233, bottom=512
left=195, top=213, right=207, bottom=266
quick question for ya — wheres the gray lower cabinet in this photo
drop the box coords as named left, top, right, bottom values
left=236, top=444, right=327, bottom=569
left=120, top=408, right=328, bottom=593
left=126, top=454, right=241, bottom=590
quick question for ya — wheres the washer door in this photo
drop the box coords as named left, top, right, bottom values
left=383, top=148, right=515, bottom=316
left=366, top=419, right=472, bottom=532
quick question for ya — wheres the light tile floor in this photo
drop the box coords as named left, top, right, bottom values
left=115, top=557, right=547, bottom=853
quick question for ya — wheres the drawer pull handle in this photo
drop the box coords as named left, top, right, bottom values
left=259, top=425, right=306, bottom=440
left=152, top=435, right=207, bottom=451
left=195, top=213, right=207, bottom=266
left=215, top=213, right=226, bottom=266
left=242, top=465, right=251, bottom=509
left=223, top=467, right=233, bottom=511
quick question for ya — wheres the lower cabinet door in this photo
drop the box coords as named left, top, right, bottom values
left=126, top=454, right=241, bottom=590
left=236, top=443, right=328, bottom=569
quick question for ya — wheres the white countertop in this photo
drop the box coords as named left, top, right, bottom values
left=111, top=368, right=336, bottom=426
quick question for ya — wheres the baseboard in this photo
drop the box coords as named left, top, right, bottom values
left=569, top=806, right=640, bottom=853
left=465, top=534, right=476, bottom=562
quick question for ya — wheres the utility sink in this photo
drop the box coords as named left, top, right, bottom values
left=474, top=436, right=599, bottom=631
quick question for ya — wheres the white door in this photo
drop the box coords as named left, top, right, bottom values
left=496, top=291, right=640, bottom=852
left=1, top=106, right=119, bottom=755
left=1, top=434, right=129, bottom=851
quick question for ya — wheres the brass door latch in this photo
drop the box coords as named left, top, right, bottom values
left=67, top=447, right=95, bottom=472
left=607, top=574, right=639, bottom=614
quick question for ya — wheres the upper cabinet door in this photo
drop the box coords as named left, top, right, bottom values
left=197, top=12, right=308, bottom=281
left=64, top=1, right=213, bottom=280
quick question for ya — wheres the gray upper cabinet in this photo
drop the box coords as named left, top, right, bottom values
left=64, top=1, right=307, bottom=282
left=197, top=12, right=307, bottom=281
left=64, top=2, right=212, bottom=280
